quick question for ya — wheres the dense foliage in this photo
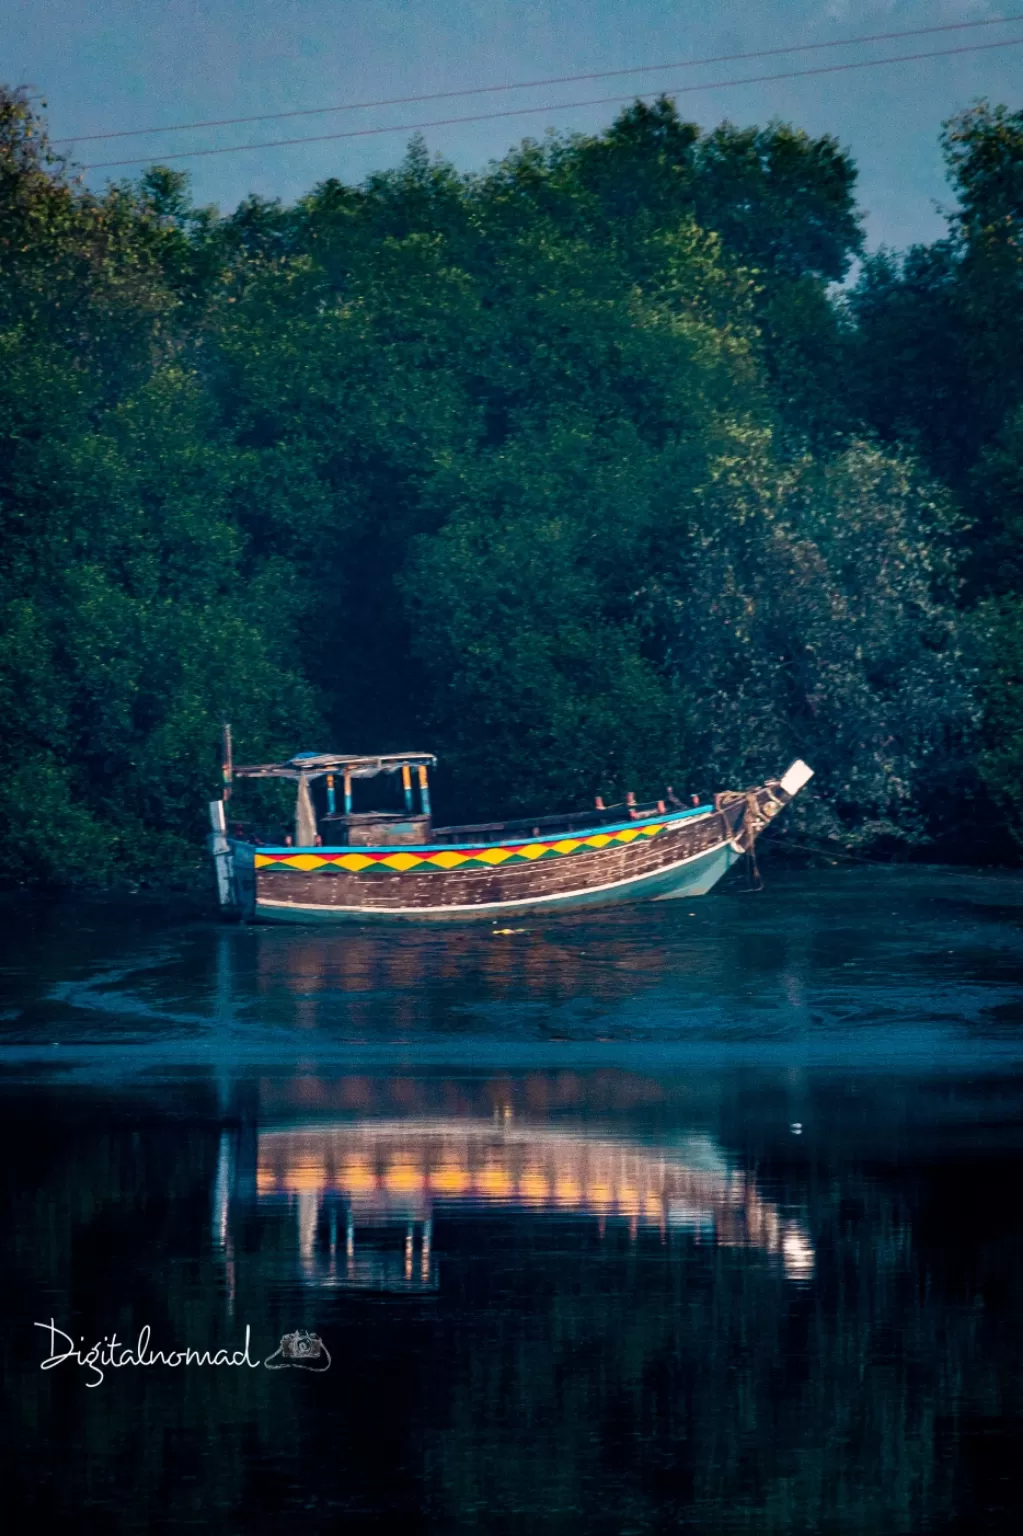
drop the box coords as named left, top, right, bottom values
left=1, top=86, right=1020, bottom=884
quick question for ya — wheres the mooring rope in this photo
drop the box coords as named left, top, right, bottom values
left=715, top=787, right=769, bottom=892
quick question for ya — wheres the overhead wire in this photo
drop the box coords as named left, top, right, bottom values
left=79, top=36, right=1023, bottom=170
left=54, top=14, right=1023, bottom=145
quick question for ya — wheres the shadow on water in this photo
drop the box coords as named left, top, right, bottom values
left=2, top=867, right=1023, bottom=1531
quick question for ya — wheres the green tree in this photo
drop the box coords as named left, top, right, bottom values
left=0, top=83, right=1000, bottom=880
left=0, top=87, right=319, bottom=884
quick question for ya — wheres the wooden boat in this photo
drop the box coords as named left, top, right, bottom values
left=207, top=736, right=813, bottom=923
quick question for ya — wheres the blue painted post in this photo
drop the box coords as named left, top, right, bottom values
left=326, top=773, right=336, bottom=815
left=343, top=768, right=353, bottom=816
left=418, top=765, right=432, bottom=818
left=402, top=763, right=414, bottom=813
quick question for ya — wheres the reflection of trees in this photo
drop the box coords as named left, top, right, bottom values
left=3, top=1098, right=1023, bottom=1533
left=425, top=1168, right=1023, bottom=1532
left=2, top=1114, right=314, bottom=1530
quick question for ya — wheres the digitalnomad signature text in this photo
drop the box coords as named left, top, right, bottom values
left=34, top=1319, right=262, bottom=1387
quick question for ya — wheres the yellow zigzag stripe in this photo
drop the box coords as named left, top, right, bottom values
left=254, top=819, right=669, bottom=872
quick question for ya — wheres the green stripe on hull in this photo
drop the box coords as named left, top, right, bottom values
left=251, top=839, right=741, bottom=924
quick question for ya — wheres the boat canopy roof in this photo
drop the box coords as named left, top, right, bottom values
left=233, top=751, right=437, bottom=782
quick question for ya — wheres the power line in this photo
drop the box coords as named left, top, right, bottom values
left=57, top=13, right=1023, bottom=146
left=82, top=37, right=1023, bottom=171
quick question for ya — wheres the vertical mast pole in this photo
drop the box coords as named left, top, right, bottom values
left=418, top=765, right=432, bottom=819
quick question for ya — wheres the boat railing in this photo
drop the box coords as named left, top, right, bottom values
left=430, top=800, right=682, bottom=845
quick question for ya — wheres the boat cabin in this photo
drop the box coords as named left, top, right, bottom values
left=222, top=735, right=685, bottom=851
left=228, top=750, right=438, bottom=848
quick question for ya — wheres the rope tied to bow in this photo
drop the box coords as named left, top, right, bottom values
left=716, top=787, right=768, bottom=892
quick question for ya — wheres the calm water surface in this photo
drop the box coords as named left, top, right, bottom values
left=2, top=867, right=1023, bottom=1533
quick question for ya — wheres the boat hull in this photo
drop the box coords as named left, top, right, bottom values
left=251, top=835, right=742, bottom=923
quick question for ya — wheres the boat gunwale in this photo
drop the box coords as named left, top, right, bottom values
left=240, top=801, right=717, bottom=859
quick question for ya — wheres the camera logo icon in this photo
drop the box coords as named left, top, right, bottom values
left=264, top=1330, right=331, bottom=1371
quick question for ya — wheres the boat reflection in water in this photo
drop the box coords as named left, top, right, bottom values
left=230, top=1115, right=814, bottom=1292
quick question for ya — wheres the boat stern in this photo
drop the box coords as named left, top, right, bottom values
left=208, top=800, right=255, bottom=919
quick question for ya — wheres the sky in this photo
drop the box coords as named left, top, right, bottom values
left=4, top=0, right=1022, bottom=252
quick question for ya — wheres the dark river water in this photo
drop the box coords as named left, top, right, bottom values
left=2, top=866, right=1023, bottom=1533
